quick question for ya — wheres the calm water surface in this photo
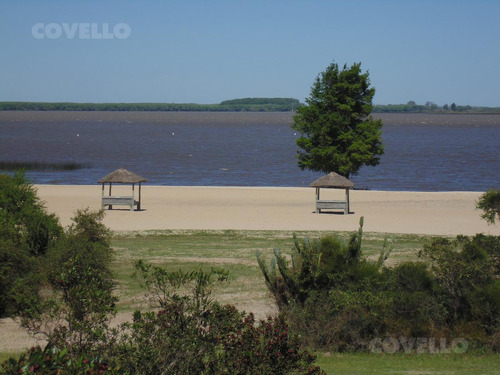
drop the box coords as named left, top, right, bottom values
left=0, top=111, right=499, bottom=191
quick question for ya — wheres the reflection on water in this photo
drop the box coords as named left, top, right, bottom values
left=0, top=111, right=499, bottom=191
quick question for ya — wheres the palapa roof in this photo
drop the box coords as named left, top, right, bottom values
left=310, top=172, right=354, bottom=189
left=98, top=168, right=146, bottom=184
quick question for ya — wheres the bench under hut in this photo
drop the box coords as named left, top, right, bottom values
left=310, top=172, right=354, bottom=214
left=98, top=168, right=146, bottom=211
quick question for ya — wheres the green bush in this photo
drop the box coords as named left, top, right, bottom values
left=0, top=172, right=63, bottom=317
left=421, top=236, right=500, bottom=332
left=109, top=262, right=324, bottom=374
left=18, top=209, right=117, bottom=355
left=0, top=171, right=62, bottom=257
left=258, top=218, right=500, bottom=352
left=257, top=218, right=394, bottom=350
left=0, top=346, right=121, bottom=375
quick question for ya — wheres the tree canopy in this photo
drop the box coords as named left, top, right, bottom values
left=477, top=190, right=500, bottom=225
left=292, top=62, right=384, bottom=178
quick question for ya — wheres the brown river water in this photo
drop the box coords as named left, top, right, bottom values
left=0, top=111, right=499, bottom=191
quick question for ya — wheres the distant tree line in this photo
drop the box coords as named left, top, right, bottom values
left=0, top=98, right=301, bottom=112
left=2, top=99, right=499, bottom=113
left=373, top=100, right=500, bottom=113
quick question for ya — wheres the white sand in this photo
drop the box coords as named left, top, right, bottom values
left=34, top=185, right=499, bottom=236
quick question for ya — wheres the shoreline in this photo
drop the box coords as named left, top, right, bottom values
left=34, top=185, right=500, bottom=236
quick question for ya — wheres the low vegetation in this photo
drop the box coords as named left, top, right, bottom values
left=257, top=217, right=500, bottom=352
left=1, top=172, right=499, bottom=374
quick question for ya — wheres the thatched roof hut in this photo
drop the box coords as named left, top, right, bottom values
left=98, top=168, right=147, bottom=184
left=310, top=172, right=354, bottom=189
left=310, top=172, right=354, bottom=214
left=98, top=169, right=146, bottom=211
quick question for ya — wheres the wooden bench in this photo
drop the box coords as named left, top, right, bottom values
left=315, top=200, right=348, bottom=214
left=102, top=196, right=139, bottom=211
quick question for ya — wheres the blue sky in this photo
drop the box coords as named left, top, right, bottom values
left=1, top=0, right=499, bottom=106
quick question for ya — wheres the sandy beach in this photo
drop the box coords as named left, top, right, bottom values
left=34, top=185, right=499, bottom=236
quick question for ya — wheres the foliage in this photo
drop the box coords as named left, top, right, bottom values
left=292, top=61, right=384, bottom=177
left=1, top=174, right=324, bottom=372
left=0, top=172, right=63, bottom=317
left=476, top=190, right=500, bottom=225
left=257, top=219, right=500, bottom=351
left=109, top=261, right=324, bottom=374
left=0, top=171, right=62, bottom=257
left=0, top=346, right=121, bottom=375
left=18, top=208, right=117, bottom=355
left=257, top=217, right=391, bottom=308
left=257, top=218, right=395, bottom=350
left=420, top=236, right=500, bottom=331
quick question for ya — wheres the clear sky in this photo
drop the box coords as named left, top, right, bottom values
left=1, top=0, right=499, bottom=106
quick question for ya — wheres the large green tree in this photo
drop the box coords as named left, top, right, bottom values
left=292, top=62, right=384, bottom=178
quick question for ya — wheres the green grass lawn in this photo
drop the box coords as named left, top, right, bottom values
left=316, top=352, right=500, bottom=375
left=109, top=229, right=436, bottom=313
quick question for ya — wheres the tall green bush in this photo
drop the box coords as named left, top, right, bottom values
left=109, top=261, right=324, bottom=374
left=0, top=172, right=63, bottom=317
left=257, top=217, right=395, bottom=350
left=258, top=218, right=500, bottom=351
left=19, top=208, right=117, bottom=355
left=421, top=236, right=500, bottom=332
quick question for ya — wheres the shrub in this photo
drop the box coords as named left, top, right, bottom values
left=0, top=172, right=63, bottom=317
left=0, top=346, right=122, bottom=375
left=387, top=262, right=443, bottom=336
left=257, top=217, right=395, bottom=350
left=109, top=261, right=324, bottom=374
left=18, top=209, right=117, bottom=356
left=258, top=218, right=500, bottom=351
left=421, top=235, right=500, bottom=332
left=0, top=171, right=62, bottom=257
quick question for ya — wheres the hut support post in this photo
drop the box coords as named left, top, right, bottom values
left=315, top=188, right=320, bottom=213
left=345, top=188, right=350, bottom=215
left=101, top=184, right=105, bottom=210
left=131, top=184, right=135, bottom=211
left=138, top=182, right=142, bottom=210
left=108, top=183, right=113, bottom=210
